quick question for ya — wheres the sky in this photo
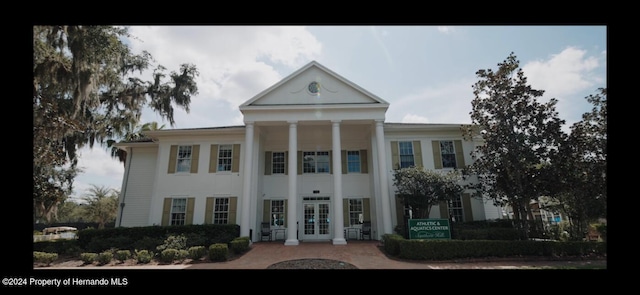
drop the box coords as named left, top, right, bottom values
left=69, top=25, right=607, bottom=202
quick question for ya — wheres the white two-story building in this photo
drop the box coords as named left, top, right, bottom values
left=114, top=61, right=502, bottom=245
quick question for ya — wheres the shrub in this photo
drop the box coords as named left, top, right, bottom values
left=62, top=244, right=84, bottom=256
left=486, top=228, right=521, bottom=240
left=133, top=236, right=163, bottom=252
left=97, top=251, right=113, bottom=265
left=33, top=251, right=58, bottom=266
left=184, top=232, right=207, bottom=248
left=208, top=243, right=229, bottom=262
left=177, top=250, right=189, bottom=263
left=84, top=236, right=134, bottom=253
left=76, top=224, right=240, bottom=252
left=159, top=249, right=179, bottom=263
left=114, top=250, right=132, bottom=263
left=229, top=236, right=250, bottom=254
left=80, top=253, right=98, bottom=265
left=157, top=234, right=188, bottom=252
left=135, top=250, right=153, bottom=264
left=34, top=239, right=80, bottom=255
left=188, top=246, right=207, bottom=260
left=382, top=234, right=404, bottom=256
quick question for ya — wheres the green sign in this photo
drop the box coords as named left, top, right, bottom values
left=408, top=219, right=451, bottom=240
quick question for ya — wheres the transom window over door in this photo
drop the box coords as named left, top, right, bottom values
left=399, top=142, right=415, bottom=168
left=177, top=146, right=192, bottom=173
left=218, top=144, right=232, bottom=172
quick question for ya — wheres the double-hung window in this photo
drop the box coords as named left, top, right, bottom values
left=176, top=146, right=192, bottom=173
left=217, top=144, right=232, bottom=172
left=303, top=151, right=330, bottom=174
left=271, top=200, right=285, bottom=226
left=213, top=197, right=229, bottom=224
left=205, top=196, right=236, bottom=225
left=448, top=195, right=463, bottom=222
left=398, top=142, right=415, bottom=168
left=348, top=199, right=364, bottom=226
left=169, top=145, right=199, bottom=174
left=440, top=141, right=457, bottom=169
left=170, top=198, right=187, bottom=225
left=347, top=151, right=361, bottom=173
left=272, top=152, right=285, bottom=174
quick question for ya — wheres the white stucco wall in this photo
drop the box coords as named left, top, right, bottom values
left=119, top=124, right=502, bottom=230
left=148, top=134, right=245, bottom=225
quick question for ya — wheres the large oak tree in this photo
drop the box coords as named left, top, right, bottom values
left=33, top=26, right=199, bottom=223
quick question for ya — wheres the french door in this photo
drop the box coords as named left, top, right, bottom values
left=301, top=201, right=331, bottom=240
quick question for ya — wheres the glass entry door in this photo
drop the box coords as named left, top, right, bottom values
left=301, top=202, right=331, bottom=240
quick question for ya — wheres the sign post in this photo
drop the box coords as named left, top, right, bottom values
left=408, top=219, right=451, bottom=240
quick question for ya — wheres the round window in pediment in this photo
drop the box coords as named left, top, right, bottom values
left=308, top=81, right=320, bottom=94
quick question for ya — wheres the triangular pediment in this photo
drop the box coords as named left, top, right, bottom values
left=240, top=61, right=389, bottom=108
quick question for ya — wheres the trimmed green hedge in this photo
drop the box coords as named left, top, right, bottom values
left=208, top=243, right=229, bottom=262
left=392, top=239, right=606, bottom=261
left=76, top=224, right=240, bottom=253
left=229, top=236, right=251, bottom=254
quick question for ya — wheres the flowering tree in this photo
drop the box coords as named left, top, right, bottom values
left=392, top=167, right=464, bottom=219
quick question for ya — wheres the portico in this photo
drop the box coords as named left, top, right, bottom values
left=238, top=61, right=391, bottom=245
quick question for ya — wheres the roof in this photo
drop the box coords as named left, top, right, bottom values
left=240, top=60, right=389, bottom=109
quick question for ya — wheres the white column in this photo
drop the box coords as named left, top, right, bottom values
left=375, top=120, right=393, bottom=235
left=332, top=120, right=347, bottom=245
left=241, top=122, right=254, bottom=238
left=285, top=121, right=299, bottom=245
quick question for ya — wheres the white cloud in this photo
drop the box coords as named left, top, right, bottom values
left=124, top=26, right=322, bottom=129
left=127, top=26, right=321, bottom=69
left=72, top=147, right=125, bottom=199
left=387, top=78, right=476, bottom=124
left=523, top=46, right=605, bottom=129
left=216, top=63, right=283, bottom=109
left=523, top=46, right=600, bottom=99
left=401, top=114, right=430, bottom=123
left=232, top=114, right=245, bottom=126
left=437, top=26, right=455, bottom=34
left=72, top=26, right=323, bottom=199
left=76, top=148, right=124, bottom=178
